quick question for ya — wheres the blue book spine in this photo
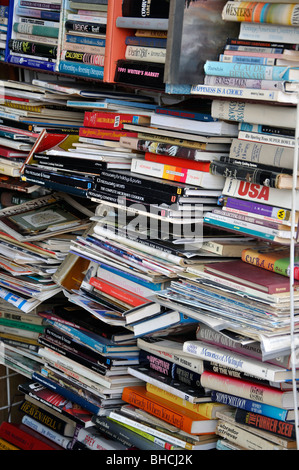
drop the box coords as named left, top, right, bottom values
left=15, top=6, right=60, bottom=20
left=211, top=390, right=289, bottom=421
left=125, top=36, right=167, bottom=48
left=7, top=54, right=56, bottom=71
left=204, top=60, right=299, bottom=81
left=0, top=6, right=9, bottom=18
left=32, top=372, right=102, bottom=415
left=58, top=60, right=104, bottom=80
left=219, top=54, right=277, bottom=66
left=164, top=83, right=192, bottom=94
left=21, top=175, right=88, bottom=198
left=4, top=1, right=14, bottom=61
left=65, top=34, right=105, bottom=47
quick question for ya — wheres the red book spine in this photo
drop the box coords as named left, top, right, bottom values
left=89, top=276, right=148, bottom=307
left=144, top=152, right=211, bottom=171
left=83, top=111, right=150, bottom=130
left=79, top=127, right=138, bottom=141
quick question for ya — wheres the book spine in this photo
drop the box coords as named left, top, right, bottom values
left=96, top=267, right=155, bottom=297
left=222, top=177, right=294, bottom=210
left=204, top=212, right=284, bottom=241
left=19, top=17, right=59, bottom=27
left=8, top=40, right=57, bottom=58
left=201, top=371, right=286, bottom=408
left=125, top=35, right=167, bottom=48
left=65, top=20, right=106, bottom=34
left=211, top=390, right=289, bottom=420
left=13, top=22, right=59, bottom=37
left=238, top=22, right=299, bottom=44
left=144, top=152, right=211, bottom=171
left=21, top=175, right=89, bottom=198
left=115, top=16, right=168, bottom=30
left=139, top=350, right=203, bottom=388
left=83, top=111, right=149, bottom=130
left=216, top=419, right=281, bottom=450
left=130, top=157, right=225, bottom=188
left=241, top=248, right=299, bottom=279
left=121, top=387, right=194, bottom=433
left=61, top=50, right=104, bottom=66
left=122, top=0, right=170, bottom=18
left=191, top=84, right=286, bottom=102
left=21, top=416, right=72, bottom=449
left=15, top=6, right=60, bottom=20
left=125, top=45, right=166, bottom=63
left=65, top=33, right=105, bottom=46
left=229, top=138, right=294, bottom=168
left=62, top=41, right=105, bottom=54
left=89, top=276, right=148, bottom=307
left=19, top=400, right=69, bottom=435
left=238, top=130, right=295, bottom=147
left=225, top=37, right=299, bottom=50
left=114, top=59, right=165, bottom=89
left=234, top=408, right=296, bottom=440
left=23, top=167, right=93, bottom=189
left=222, top=2, right=299, bottom=27
left=210, top=159, right=282, bottom=188
left=222, top=196, right=292, bottom=223
left=13, top=33, right=58, bottom=45
left=58, top=61, right=104, bottom=79
left=19, top=0, right=61, bottom=9
left=0, top=422, right=55, bottom=450
left=0, top=161, right=20, bottom=177
left=219, top=53, right=277, bottom=65
left=79, top=127, right=137, bottom=141
left=204, top=60, right=294, bottom=81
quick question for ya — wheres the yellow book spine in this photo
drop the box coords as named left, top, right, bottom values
left=0, top=438, right=20, bottom=450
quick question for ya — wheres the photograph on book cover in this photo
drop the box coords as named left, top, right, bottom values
left=164, top=0, right=239, bottom=85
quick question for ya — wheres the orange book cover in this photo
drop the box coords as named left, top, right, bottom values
left=121, top=385, right=217, bottom=435
left=103, top=0, right=134, bottom=83
left=144, top=152, right=211, bottom=172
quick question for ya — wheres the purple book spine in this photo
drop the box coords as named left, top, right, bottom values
left=223, top=196, right=289, bottom=219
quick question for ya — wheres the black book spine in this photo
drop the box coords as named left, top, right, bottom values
left=234, top=408, right=296, bottom=440
left=34, top=154, right=105, bottom=172
left=122, top=0, right=170, bottom=18
left=114, top=59, right=165, bottom=90
left=19, top=399, right=69, bottom=435
left=8, top=39, right=57, bottom=58
left=93, top=178, right=180, bottom=205
left=209, top=159, right=286, bottom=188
left=99, top=169, right=189, bottom=196
left=65, top=20, right=106, bottom=34
left=21, top=175, right=89, bottom=198
left=226, top=37, right=299, bottom=51
left=23, top=166, right=94, bottom=189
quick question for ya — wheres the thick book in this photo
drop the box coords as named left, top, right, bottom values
left=125, top=44, right=166, bottom=63
left=203, top=259, right=299, bottom=294
left=241, top=246, right=299, bottom=280
left=130, top=157, right=225, bottom=188
left=222, top=177, right=299, bottom=210
left=121, top=385, right=217, bottom=434
left=222, top=2, right=299, bottom=26
left=114, top=59, right=165, bottom=89
left=211, top=99, right=297, bottom=129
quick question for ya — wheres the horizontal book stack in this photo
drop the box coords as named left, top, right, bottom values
left=111, top=0, right=169, bottom=89
left=7, top=0, right=61, bottom=71
left=57, top=0, right=107, bottom=79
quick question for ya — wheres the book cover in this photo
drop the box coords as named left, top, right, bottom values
left=121, top=385, right=217, bottom=434
left=203, top=259, right=299, bottom=293
left=164, top=0, right=239, bottom=84
left=241, top=246, right=299, bottom=279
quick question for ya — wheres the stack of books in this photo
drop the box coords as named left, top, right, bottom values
left=57, top=0, right=107, bottom=79
left=111, top=0, right=169, bottom=89
left=0, top=2, right=8, bottom=61
left=7, top=0, right=61, bottom=71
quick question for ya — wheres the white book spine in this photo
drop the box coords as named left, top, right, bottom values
left=21, top=415, right=72, bottom=449
left=183, top=340, right=285, bottom=382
